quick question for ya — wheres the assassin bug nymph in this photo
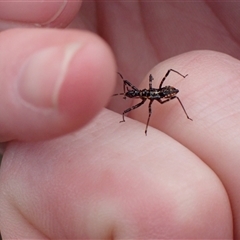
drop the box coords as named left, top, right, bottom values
left=113, top=69, right=193, bottom=135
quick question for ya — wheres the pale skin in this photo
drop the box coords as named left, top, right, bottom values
left=1, top=1, right=240, bottom=239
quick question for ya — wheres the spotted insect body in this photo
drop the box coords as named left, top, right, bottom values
left=113, top=69, right=192, bottom=135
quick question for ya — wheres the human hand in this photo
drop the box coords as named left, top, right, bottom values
left=1, top=2, right=240, bottom=239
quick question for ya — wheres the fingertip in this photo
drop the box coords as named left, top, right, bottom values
left=0, top=113, right=232, bottom=239
left=58, top=36, right=116, bottom=125
left=0, top=29, right=116, bottom=141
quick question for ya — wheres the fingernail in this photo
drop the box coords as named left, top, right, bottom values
left=35, top=1, right=67, bottom=27
left=18, top=43, right=82, bottom=108
left=1, top=2, right=67, bottom=26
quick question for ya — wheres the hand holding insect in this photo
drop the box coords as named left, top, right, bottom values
left=113, top=69, right=192, bottom=135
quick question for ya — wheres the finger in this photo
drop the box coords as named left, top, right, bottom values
left=130, top=50, right=240, bottom=237
left=0, top=109, right=232, bottom=239
left=0, top=1, right=82, bottom=29
left=0, top=29, right=116, bottom=141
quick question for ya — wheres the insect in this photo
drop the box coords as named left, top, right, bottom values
left=113, top=69, right=192, bottom=135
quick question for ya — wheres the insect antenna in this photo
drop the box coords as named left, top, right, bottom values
left=117, top=72, right=124, bottom=79
left=113, top=72, right=129, bottom=99
left=112, top=92, right=125, bottom=97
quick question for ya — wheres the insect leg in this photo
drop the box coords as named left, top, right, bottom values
left=145, top=100, right=154, bottom=135
left=120, top=99, right=147, bottom=123
left=159, top=69, right=188, bottom=89
left=157, top=97, right=192, bottom=121
left=149, top=74, right=154, bottom=90
left=175, top=97, right=193, bottom=121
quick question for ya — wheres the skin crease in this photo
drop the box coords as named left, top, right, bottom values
left=1, top=1, right=240, bottom=239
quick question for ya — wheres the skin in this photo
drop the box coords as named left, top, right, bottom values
left=1, top=1, right=240, bottom=238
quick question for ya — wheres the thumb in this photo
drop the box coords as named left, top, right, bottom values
left=0, top=28, right=116, bottom=141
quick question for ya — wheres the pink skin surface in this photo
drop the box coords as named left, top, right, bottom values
left=1, top=1, right=240, bottom=239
